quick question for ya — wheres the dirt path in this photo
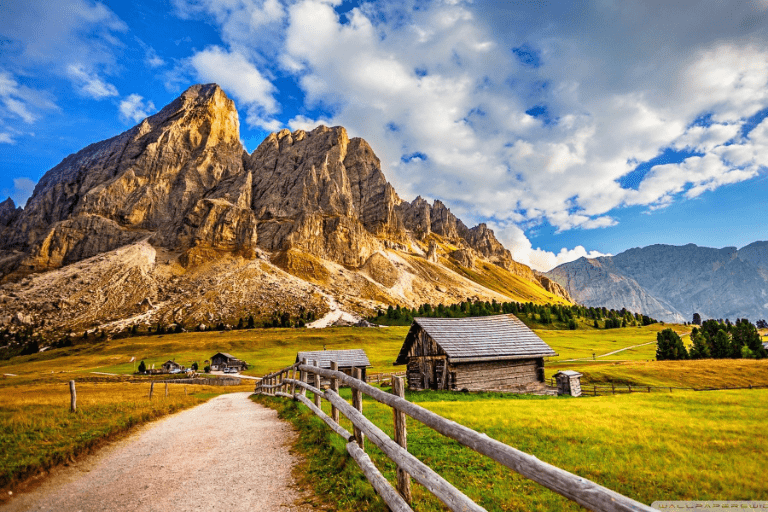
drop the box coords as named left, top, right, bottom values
left=2, top=393, right=314, bottom=512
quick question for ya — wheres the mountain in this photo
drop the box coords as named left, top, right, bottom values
left=545, top=243, right=768, bottom=323
left=0, top=84, right=569, bottom=334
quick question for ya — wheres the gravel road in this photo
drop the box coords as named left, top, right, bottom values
left=2, top=393, right=315, bottom=512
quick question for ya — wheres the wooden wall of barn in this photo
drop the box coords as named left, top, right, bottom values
left=407, top=356, right=545, bottom=392
left=450, top=358, right=543, bottom=391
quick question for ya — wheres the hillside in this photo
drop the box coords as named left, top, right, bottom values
left=0, top=84, right=568, bottom=335
left=546, top=242, right=768, bottom=323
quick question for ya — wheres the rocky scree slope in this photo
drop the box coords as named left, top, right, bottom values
left=0, top=84, right=568, bottom=334
left=545, top=242, right=768, bottom=323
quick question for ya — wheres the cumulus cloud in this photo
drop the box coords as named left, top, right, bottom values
left=497, top=224, right=609, bottom=272
left=189, top=46, right=278, bottom=129
left=119, top=94, right=155, bottom=123
left=0, top=132, right=14, bottom=144
left=172, top=0, right=286, bottom=62
left=266, top=0, right=768, bottom=234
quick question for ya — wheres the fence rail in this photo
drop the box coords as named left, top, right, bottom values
left=549, top=380, right=768, bottom=396
left=256, top=360, right=655, bottom=512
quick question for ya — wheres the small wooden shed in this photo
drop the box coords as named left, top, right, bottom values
left=554, top=370, right=582, bottom=397
left=210, top=352, right=248, bottom=371
left=394, top=315, right=557, bottom=393
left=161, top=360, right=183, bottom=373
left=296, top=349, right=371, bottom=383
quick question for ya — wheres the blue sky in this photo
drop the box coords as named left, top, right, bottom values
left=1, top=0, right=768, bottom=270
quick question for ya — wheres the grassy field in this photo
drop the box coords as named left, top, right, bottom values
left=258, top=387, right=768, bottom=511
left=0, top=322, right=687, bottom=379
left=0, top=327, right=412, bottom=378
left=568, top=359, right=768, bottom=388
left=4, top=320, right=765, bottom=507
left=0, top=377, right=252, bottom=493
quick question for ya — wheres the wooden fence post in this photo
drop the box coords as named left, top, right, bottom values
left=352, top=367, right=365, bottom=450
left=149, top=381, right=154, bottom=400
left=392, top=376, right=411, bottom=503
left=330, top=361, right=340, bottom=424
left=593, top=385, right=596, bottom=396
left=165, top=382, right=169, bottom=398
left=313, top=361, right=322, bottom=408
left=611, top=383, right=615, bottom=395
left=290, top=365, right=298, bottom=399
left=628, top=384, right=632, bottom=393
left=69, top=380, right=77, bottom=412
left=300, top=358, right=307, bottom=397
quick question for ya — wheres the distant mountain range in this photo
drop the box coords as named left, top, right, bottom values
left=545, top=242, right=768, bottom=323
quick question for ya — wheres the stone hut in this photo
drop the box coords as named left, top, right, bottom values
left=394, top=315, right=557, bottom=393
left=554, top=370, right=583, bottom=397
left=296, top=349, right=371, bottom=384
left=210, top=352, right=248, bottom=371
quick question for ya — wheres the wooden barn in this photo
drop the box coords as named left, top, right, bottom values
left=296, top=349, right=371, bottom=383
left=394, top=315, right=557, bottom=393
left=161, top=360, right=183, bottom=373
left=210, top=352, right=248, bottom=371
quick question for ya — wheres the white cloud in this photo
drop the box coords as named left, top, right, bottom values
left=0, top=70, right=57, bottom=140
left=119, top=94, right=155, bottom=124
left=189, top=46, right=278, bottom=129
left=67, top=64, right=119, bottom=99
left=172, top=0, right=286, bottom=63
left=267, top=0, right=768, bottom=237
left=145, top=47, right=165, bottom=68
left=497, top=224, right=609, bottom=272
left=10, top=177, right=36, bottom=208
left=0, top=0, right=126, bottom=105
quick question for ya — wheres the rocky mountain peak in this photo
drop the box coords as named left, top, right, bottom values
left=0, top=84, right=572, bottom=325
left=0, top=197, right=20, bottom=227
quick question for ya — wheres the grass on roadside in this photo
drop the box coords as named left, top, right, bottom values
left=0, top=379, right=252, bottom=493
left=257, top=387, right=768, bottom=511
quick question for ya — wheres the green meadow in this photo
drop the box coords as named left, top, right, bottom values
left=258, top=387, right=768, bottom=511
left=0, top=322, right=689, bottom=380
left=3, top=321, right=767, bottom=507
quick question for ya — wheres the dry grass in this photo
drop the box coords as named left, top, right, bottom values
left=568, top=359, right=768, bottom=388
left=0, top=378, right=252, bottom=492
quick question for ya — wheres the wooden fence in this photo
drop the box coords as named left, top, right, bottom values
left=367, top=371, right=406, bottom=385
left=550, top=380, right=768, bottom=396
left=255, top=360, right=655, bottom=512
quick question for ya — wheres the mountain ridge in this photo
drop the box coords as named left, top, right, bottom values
left=0, top=84, right=569, bottom=334
left=546, top=242, right=768, bottom=323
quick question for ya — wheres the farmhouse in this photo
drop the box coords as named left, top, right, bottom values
left=210, top=352, right=248, bottom=371
left=394, top=315, right=557, bottom=392
left=296, top=349, right=371, bottom=382
left=161, top=360, right=183, bottom=373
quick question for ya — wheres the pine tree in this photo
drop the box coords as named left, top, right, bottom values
left=711, top=329, right=731, bottom=359
left=656, top=328, right=688, bottom=360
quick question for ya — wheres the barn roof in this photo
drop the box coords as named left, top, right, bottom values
left=296, top=349, right=371, bottom=369
left=211, top=352, right=242, bottom=361
left=394, top=314, right=557, bottom=364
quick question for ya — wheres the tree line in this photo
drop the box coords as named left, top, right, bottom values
left=656, top=318, right=767, bottom=360
left=368, top=299, right=657, bottom=329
